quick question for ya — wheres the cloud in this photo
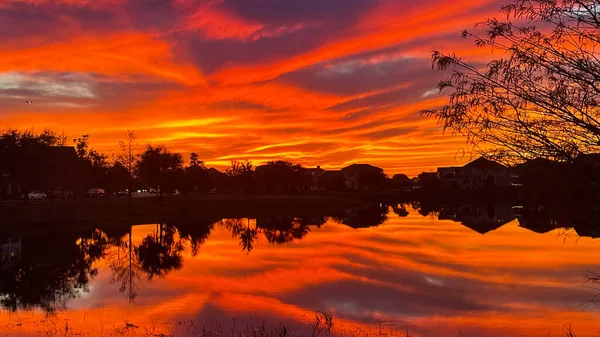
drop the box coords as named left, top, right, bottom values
left=0, top=33, right=205, bottom=85
left=217, top=0, right=378, bottom=26
left=0, top=72, right=95, bottom=98
left=0, top=0, right=516, bottom=175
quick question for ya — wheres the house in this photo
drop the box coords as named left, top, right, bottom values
left=305, top=166, right=325, bottom=191
left=1, top=146, right=79, bottom=197
left=341, top=164, right=385, bottom=191
left=0, top=172, right=12, bottom=196
left=323, top=170, right=345, bottom=191
left=437, top=157, right=509, bottom=189
left=207, top=167, right=226, bottom=190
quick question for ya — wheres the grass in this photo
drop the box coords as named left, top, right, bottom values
left=0, top=311, right=585, bottom=337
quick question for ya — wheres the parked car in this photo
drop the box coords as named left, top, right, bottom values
left=24, top=191, right=47, bottom=200
left=117, top=189, right=129, bottom=198
left=87, top=188, right=106, bottom=198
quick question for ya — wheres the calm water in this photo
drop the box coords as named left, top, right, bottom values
left=0, top=204, right=599, bottom=337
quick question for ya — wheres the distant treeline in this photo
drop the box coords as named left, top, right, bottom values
left=0, top=129, right=406, bottom=197
left=0, top=129, right=598, bottom=203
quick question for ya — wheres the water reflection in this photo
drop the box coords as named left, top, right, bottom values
left=0, top=203, right=599, bottom=336
left=0, top=230, right=105, bottom=312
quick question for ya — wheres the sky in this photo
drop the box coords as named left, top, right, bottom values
left=0, top=0, right=507, bottom=175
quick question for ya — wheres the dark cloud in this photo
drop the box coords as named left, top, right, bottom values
left=186, top=26, right=329, bottom=74
left=0, top=2, right=120, bottom=42
left=218, top=0, right=379, bottom=26
left=327, top=83, right=435, bottom=115
left=279, top=56, right=432, bottom=96
left=362, top=127, right=418, bottom=140
left=281, top=278, right=492, bottom=322
left=208, top=100, right=286, bottom=112
left=122, top=0, right=198, bottom=32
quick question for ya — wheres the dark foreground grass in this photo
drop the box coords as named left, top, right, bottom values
left=0, top=311, right=584, bottom=337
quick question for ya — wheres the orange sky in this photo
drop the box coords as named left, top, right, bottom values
left=0, top=0, right=507, bottom=175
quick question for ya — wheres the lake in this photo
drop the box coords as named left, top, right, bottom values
left=0, top=203, right=598, bottom=337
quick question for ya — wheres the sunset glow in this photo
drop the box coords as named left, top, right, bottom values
left=0, top=0, right=508, bottom=175
left=0, top=211, right=598, bottom=337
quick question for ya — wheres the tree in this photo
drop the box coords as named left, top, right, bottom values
left=186, top=152, right=209, bottom=194
left=417, top=172, right=441, bottom=191
left=258, top=160, right=307, bottom=192
left=422, top=0, right=600, bottom=164
left=225, top=160, right=255, bottom=191
left=357, top=170, right=388, bottom=191
left=115, top=131, right=139, bottom=193
left=106, top=162, right=132, bottom=193
left=392, top=174, right=412, bottom=190
left=189, top=152, right=202, bottom=167
left=137, top=145, right=184, bottom=192
left=73, top=134, right=109, bottom=191
left=73, top=134, right=108, bottom=168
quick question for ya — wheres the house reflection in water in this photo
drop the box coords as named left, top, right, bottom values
left=438, top=204, right=517, bottom=234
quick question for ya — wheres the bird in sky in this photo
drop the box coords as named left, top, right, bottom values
left=25, top=100, right=32, bottom=104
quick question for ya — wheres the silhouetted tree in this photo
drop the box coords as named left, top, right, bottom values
left=73, top=135, right=108, bottom=169
left=417, top=172, right=441, bottom=191
left=225, top=160, right=255, bottom=192
left=258, top=161, right=307, bottom=192
left=357, top=171, right=388, bottom=191
left=106, top=162, right=131, bottom=194
left=73, top=134, right=109, bottom=191
left=137, top=145, right=184, bottom=192
left=115, top=130, right=139, bottom=195
left=422, top=0, right=600, bottom=163
left=392, top=174, right=412, bottom=190
left=186, top=153, right=209, bottom=194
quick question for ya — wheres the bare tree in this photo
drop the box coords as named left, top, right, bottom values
left=116, top=131, right=139, bottom=179
left=422, top=0, right=600, bottom=164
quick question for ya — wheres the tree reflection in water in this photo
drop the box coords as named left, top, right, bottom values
left=0, top=229, right=107, bottom=312
left=2, top=203, right=596, bottom=313
left=221, top=218, right=259, bottom=253
left=219, top=216, right=325, bottom=253
left=136, top=224, right=184, bottom=280
left=330, top=204, right=390, bottom=229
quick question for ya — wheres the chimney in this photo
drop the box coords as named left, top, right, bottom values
left=317, top=165, right=321, bottom=169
